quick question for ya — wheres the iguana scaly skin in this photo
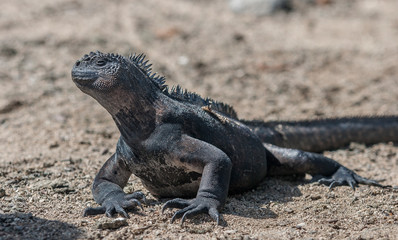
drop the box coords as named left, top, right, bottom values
left=71, top=51, right=397, bottom=225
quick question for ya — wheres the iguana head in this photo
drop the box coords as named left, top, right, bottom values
left=71, top=51, right=164, bottom=115
left=71, top=51, right=126, bottom=94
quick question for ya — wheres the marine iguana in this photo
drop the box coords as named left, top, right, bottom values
left=71, top=51, right=397, bottom=225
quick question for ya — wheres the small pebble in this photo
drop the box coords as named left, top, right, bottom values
left=224, top=229, right=237, bottom=234
left=96, top=217, right=128, bottom=230
left=0, top=189, right=5, bottom=198
left=296, top=222, right=306, bottom=229
left=310, top=195, right=321, bottom=200
left=229, top=0, right=292, bottom=16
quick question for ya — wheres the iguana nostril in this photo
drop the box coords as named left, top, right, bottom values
left=75, top=60, right=81, bottom=67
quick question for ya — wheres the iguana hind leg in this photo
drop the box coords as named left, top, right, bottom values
left=264, top=143, right=387, bottom=190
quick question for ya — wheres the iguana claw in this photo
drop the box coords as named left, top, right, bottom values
left=162, top=197, right=221, bottom=225
left=83, top=191, right=145, bottom=218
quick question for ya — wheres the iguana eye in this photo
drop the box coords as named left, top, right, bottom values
left=96, top=59, right=107, bottom=66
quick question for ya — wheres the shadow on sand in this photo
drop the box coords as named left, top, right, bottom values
left=0, top=212, right=83, bottom=240
left=160, top=176, right=305, bottom=227
left=223, top=177, right=305, bottom=221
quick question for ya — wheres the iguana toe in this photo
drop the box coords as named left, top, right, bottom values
left=83, top=206, right=106, bottom=216
left=162, top=198, right=190, bottom=213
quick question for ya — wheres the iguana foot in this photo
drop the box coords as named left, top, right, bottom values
left=84, top=191, right=145, bottom=218
left=162, top=197, right=221, bottom=225
left=314, top=166, right=388, bottom=190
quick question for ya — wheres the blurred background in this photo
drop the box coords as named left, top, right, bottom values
left=1, top=0, right=397, bottom=239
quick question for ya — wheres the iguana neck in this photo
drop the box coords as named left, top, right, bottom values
left=111, top=94, right=157, bottom=146
left=97, top=76, right=160, bottom=146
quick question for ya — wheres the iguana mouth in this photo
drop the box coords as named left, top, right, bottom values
left=71, top=70, right=98, bottom=86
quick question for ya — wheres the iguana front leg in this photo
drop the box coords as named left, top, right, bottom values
left=160, top=134, right=232, bottom=225
left=83, top=152, right=145, bottom=218
left=264, top=144, right=387, bottom=189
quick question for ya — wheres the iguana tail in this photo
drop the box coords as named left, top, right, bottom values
left=241, top=116, right=398, bottom=152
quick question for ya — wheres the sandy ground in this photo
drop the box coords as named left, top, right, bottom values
left=1, top=0, right=398, bottom=239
